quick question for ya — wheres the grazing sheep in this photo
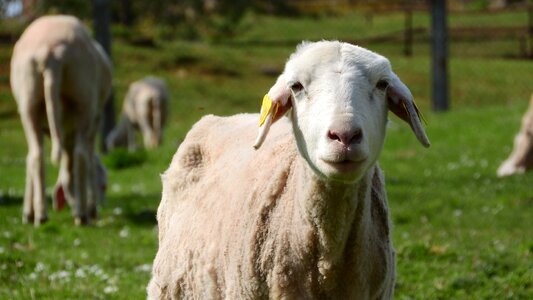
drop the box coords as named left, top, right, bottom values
left=10, top=15, right=112, bottom=226
left=147, top=41, right=430, bottom=299
left=106, top=76, right=169, bottom=151
left=497, top=94, right=533, bottom=177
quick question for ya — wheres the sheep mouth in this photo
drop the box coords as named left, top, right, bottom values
left=321, top=158, right=365, bottom=173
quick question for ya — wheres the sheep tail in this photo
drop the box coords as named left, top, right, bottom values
left=38, top=45, right=66, bottom=165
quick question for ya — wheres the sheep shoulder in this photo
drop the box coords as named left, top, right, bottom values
left=157, top=113, right=298, bottom=240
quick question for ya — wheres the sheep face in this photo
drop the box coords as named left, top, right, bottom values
left=254, top=41, right=430, bottom=183
left=288, top=43, right=389, bottom=182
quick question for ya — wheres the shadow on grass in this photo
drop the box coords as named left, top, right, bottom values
left=0, top=194, right=22, bottom=206
left=106, top=193, right=159, bottom=226
left=126, top=209, right=157, bottom=226
left=0, top=109, right=18, bottom=120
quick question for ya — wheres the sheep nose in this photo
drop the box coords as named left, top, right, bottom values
left=327, top=127, right=363, bottom=146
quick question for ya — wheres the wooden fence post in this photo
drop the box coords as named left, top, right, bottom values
left=404, top=6, right=413, bottom=57
left=527, top=0, right=533, bottom=58
left=93, top=0, right=115, bottom=152
left=431, top=0, right=449, bottom=112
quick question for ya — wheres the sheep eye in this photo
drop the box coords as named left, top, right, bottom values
left=376, top=80, right=389, bottom=91
left=290, top=82, right=304, bottom=93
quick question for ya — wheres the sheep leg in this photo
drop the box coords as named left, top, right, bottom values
left=55, top=131, right=76, bottom=210
left=86, top=115, right=100, bottom=221
left=86, top=154, right=98, bottom=221
left=73, top=137, right=89, bottom=226
left=152, top=99, right=162, bottom=146
left=22, top=159, right=34, bottom=223
left=139, top=116, right=156, bottom=149
left=126, top=120, right=137, bottom=151
left=20, top=112, right=47, bottom=226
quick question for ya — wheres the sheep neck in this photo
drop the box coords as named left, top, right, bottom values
left=295, top=157, right=374, bottom=285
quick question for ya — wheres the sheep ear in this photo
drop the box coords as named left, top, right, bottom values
left=253, top=74, right=292, bottom=149
left=387, top=74, right=430, bottom=148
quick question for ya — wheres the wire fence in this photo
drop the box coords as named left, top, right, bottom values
left=290, top=0, right=533, bottom=59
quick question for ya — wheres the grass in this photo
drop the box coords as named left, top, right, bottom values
left=1, top=10, right=532, bottom=299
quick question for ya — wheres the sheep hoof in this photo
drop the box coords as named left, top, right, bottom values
left=74, top=216, right=89, bottom=226
left=34, top=216, right=48, bottom=227
left=89, top=207, right=98, bottom=220
left=22, top=213, right=34, bottom=225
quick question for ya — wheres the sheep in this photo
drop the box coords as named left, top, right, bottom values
left=147, top=41, right=430, bottom=299
left=10, top=15, right=112, bottom=226
left=105, top=76, right=169, bottom=151
left=497, top=94, right=533, bottom=177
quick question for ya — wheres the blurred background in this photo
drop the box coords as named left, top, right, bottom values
left=0, top=0, right=532, bottom=299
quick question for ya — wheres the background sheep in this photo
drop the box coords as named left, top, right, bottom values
left=148, top=41, right=429, bottom=299
left=10, top=15, right=112, bottom=226
left=106, top=76, right=169, bottom=151
left=497, top=93, right=533, bottom=176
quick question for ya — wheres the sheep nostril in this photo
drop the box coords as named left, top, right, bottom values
left=328, top=130, right=342, bottom=142
left=328, top=128, right=363, bottom=146
left=351, top=128, right=363, bottom=144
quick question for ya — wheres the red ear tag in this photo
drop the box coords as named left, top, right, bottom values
left=54, top=185, right=66, bottom=211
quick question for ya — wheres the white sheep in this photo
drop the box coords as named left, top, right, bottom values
left=147, top=41, right=429, bottom=299
left=497, top=93, right=533, bottom=176
left=105, top=76, right=169, bottom=151
left=10, top=15, right=112, bottom=226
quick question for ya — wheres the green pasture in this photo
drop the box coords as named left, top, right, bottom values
left=0, top=10, right=532, bottom=299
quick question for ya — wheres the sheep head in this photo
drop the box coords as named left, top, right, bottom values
left=254, top=41, right=429, bottom=183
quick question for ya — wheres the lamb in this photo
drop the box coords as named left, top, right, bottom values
left=105, top=76, right=169, bottom=151
left=147, top=41, right=430, bottom=299
left=497, top=94, right=533, bottom=176
left=10, top=15, right=112, bottom=226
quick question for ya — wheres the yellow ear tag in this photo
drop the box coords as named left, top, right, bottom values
left=258, top=94, right=279, bottom=127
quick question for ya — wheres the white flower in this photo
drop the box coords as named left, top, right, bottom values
left=131, top=184, right=145, bottom=194
left=111, top=184, right=121, bottom=193
left=64, top=260, right=74, bottom=270
left=88, top=265, right=103, bottom=276
left=49, top=270, right=70, bottom=282
left=446, top=162, right=458, bottom=171
left=135, top=264, right=152, bottom=272
left=73, top=239, right=81, bottom=247
left=35, top=262, right=46, bottom=272
left=104, top=285, right=118, bottom=294
left=119, top=227, right=129, bottom=238
left=75, top=268, right=86, bottom=278
left=113, top=207, right=123, bottom=216
left=100, top=273, right=110, bottom=281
